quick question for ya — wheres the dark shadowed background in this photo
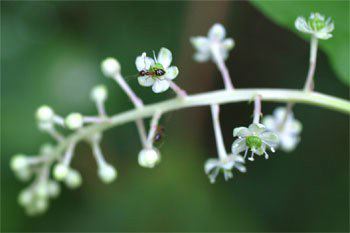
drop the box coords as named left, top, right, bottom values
left=1, top=1, right=349, bottom=232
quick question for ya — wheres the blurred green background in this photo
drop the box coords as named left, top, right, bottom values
left=1, top=1, right=349, bottom=232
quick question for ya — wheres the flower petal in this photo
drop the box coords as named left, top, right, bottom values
left=280, top=135, right=300, bottom=152
left=233, top=127, right=250, bottom=137
left=261, top=132, right=279, bottom=148
left=157, top=47, right=172, bottom=68
left=295, top=17, right=312, bottom=34
left=208, top=23, right=226, bottom=41
left=164, top=66, right=179, bottom=80
left=193, top=52, right=211, bottom=62
left=135, top=54, right=154, bottom=71
left=190, top=36, right=210, bottom=53
left=248, top=123, right=266, bottom=135
left=231, top=138, right=246, bottom=155
left=138, top=76, right=155, bottom=87
left=262, top=116, right=276, bottom=131
left=204, top=158, right=219, bottom=174
left=222, top=38, right=235, bottom=50
left=152, top=79, right=170, bottom=93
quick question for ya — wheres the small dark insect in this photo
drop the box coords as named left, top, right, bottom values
left=153, top=125, right=165, bottom=143
left=154, top=69, right=166, bottom=76
left=139, top=68, right=165, bottom=77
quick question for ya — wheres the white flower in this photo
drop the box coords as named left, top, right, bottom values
left=53, top=163, right=69, bottom=181
left=135, top=48, right=179, bottom=93
left=295, top=12, right=334, bottom=40
left=36, top=105, right=54, bottom=123
left=64, top=169, right=82, bottom=189
left=204, top=154, right=246, bottom=183
left=98, top=164, right=117, bottom=184
left=262, top=107, right=302, bottom=152
left=190, top=23, right=235, bottom=62
left=90, top=85, right=108, bottom=103
left=101, top=57, right=121, bottom=77
left=232, top=123, right=279, bottom=161
left=138, top=148, right=161, bottom=168
left=65, top=113, right=84, bottom=130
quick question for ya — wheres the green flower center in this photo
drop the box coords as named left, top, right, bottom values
left=309, top=17, right=326, bottom=31
left=246, top=136, right=262, bottom=149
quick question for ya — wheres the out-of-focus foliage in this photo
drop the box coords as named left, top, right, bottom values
left=251, top=0, right=350, bottom=86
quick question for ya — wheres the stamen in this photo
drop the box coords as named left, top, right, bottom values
left=248, top=152, right=255, bottom=161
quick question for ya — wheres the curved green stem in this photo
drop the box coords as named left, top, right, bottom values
left=54, top=88, right=350, bottom=156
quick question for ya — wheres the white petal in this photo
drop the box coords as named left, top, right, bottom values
left=233, top=127, right=250, bottom=137
left=315, top=31, right=332, bottom=40
left=157, top=47, right=172, bottom=68
left=280, top=135, right=300, bottom=152
left=288, top=120, right=302, bottom=134
left=135, top=55, right=154, bottom=71
left=295, top=17, right=312, bottom=34
left=261, top=132, right=279, bottom=148
left=164, top=66, right=179, bottom=80
left=208, top=23, right=226, bottom=41
left=235, top=164, right=247, bottom=173
left=138, top=76, right=155, bottom=87
left=248, top=123, right=266, bottom=135
left=262, top=116, right=276, bottom=131
left=274, top=107, right=288, bottom=122
left=190, top=36, right=210, bottom=53
left=152, top=79, right=170, bottom=93
left=204, top=159, right=219, bottom=174
left=222, top=38, right=235, bottom=50
left=193, top=52, right=210, bottom=62
left=231, top=138, right=246, bottom=155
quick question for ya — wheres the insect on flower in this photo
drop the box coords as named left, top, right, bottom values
left=136, top=48, right=179, bottom=93
left=153, top=125, right=165, bottom=143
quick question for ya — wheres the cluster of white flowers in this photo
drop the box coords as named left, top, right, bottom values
left=11, top=12, right=336, bottom=215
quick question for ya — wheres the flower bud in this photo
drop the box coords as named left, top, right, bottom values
left=90, top=85, right=108, bottom=103
left=10, top=154, right=28, bottom=172
left=36, top=183, right=49, bottom=199
left=40, top=143, right=54, bottom=155
left=101, top=57, right=121, bottom=77
left=53, top=163, right=69, bottom=181
left=33, top=198, right=49, bottom=213
left=98, top=164, right=117, bottom=184
left=138, top=148, right=161, bottom=168
left=18, top=189, right=33, bottom=207
left=47, top=181, right=60, bottom=198
left=65, top=169, right=82, bottom=189
left=65, top=113, right=83, bottom=130
left=36, top=105, right=54, bottom=122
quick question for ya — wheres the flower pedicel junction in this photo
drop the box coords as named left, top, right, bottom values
left=10, top=13, right=350, bottom=216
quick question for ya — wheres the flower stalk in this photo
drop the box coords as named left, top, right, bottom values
left=210, top=104, right=227, bottom=160
left=304, top=36, right=318, bottom=91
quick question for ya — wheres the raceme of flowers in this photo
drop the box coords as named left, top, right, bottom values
left=11, top=11, right=334, bottom=216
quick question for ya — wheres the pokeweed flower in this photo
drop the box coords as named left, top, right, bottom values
left=190, top=23, right=235, bottom=62
left=204, top=154, right=246, bottom=184
left=138, top=148, right=161, bottom=168
left=136, top=48, right=179, bottom=93
left=232, top=123, right=279, bottom=161
left=295, top=12, right=334, bottom=40
left=262, top=107, right=302, bottom=152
